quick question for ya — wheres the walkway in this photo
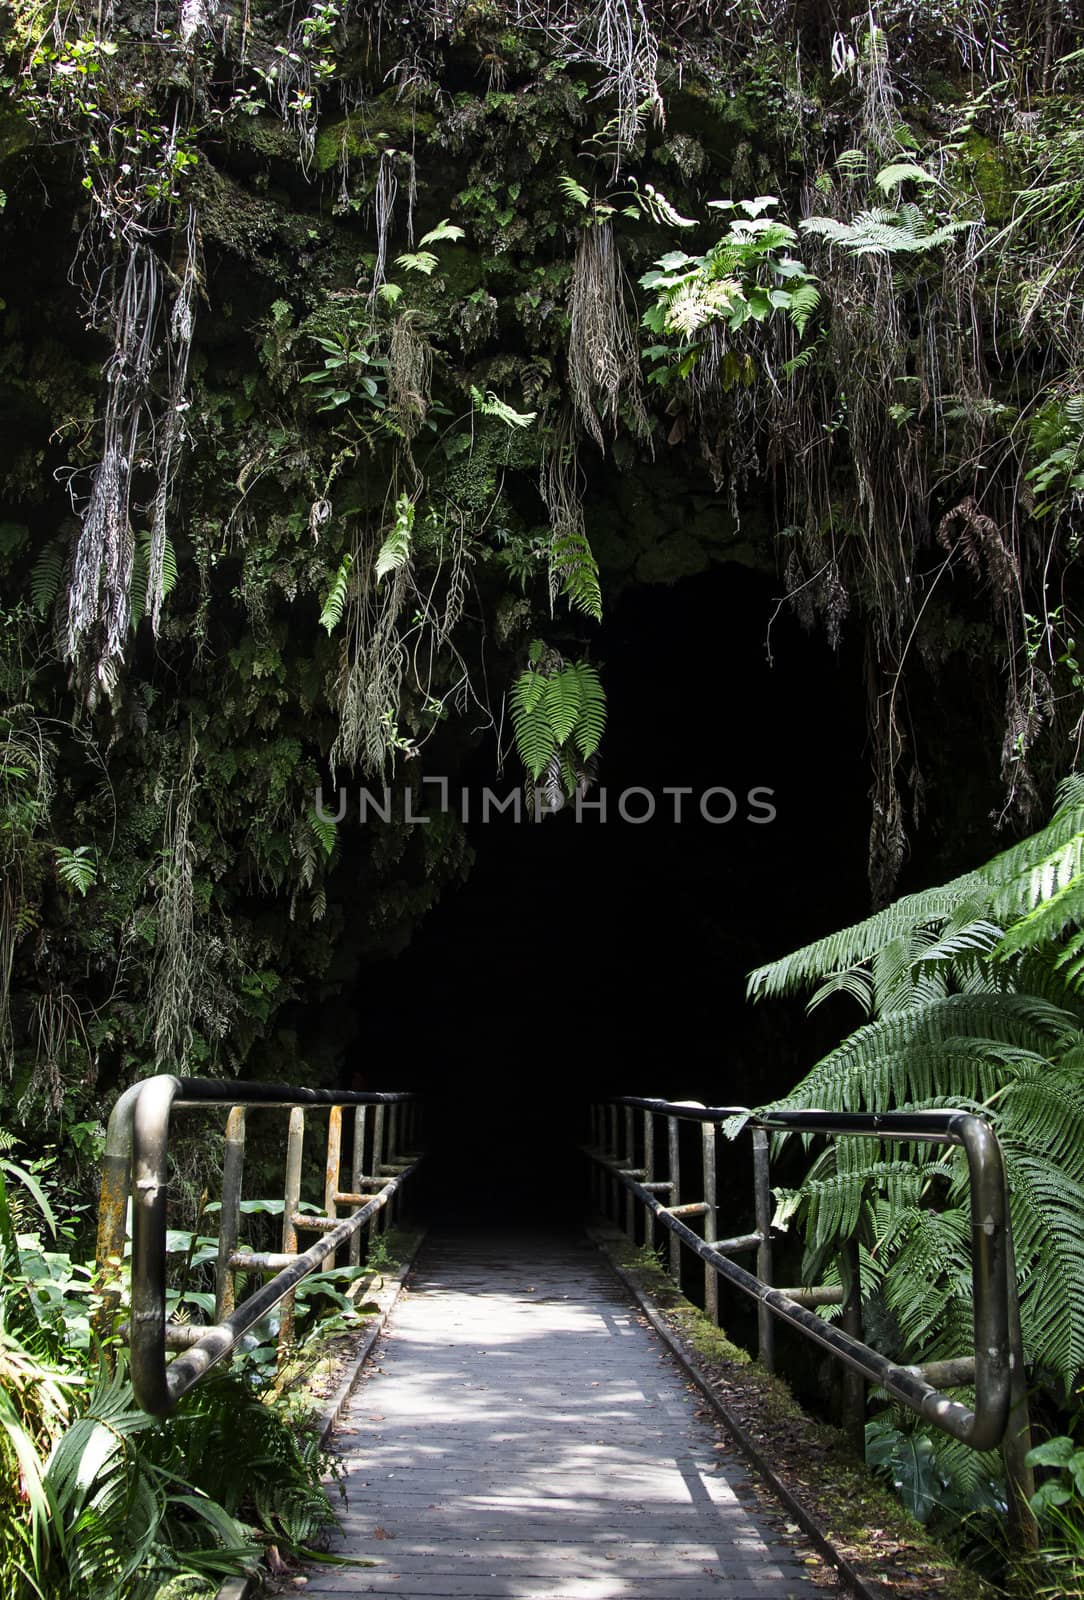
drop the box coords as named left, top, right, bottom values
left=302, top=1230, right=839, bottom=1598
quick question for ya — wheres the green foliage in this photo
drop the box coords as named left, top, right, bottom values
left=469, top=386, right=536, bottom=428
left=0, top=1152, right=343, bottom=1598
left=374, top=495, right=414, bottom=581
left=750, top=778, right=1084, bottom=1479
left=1025, top=1433, right=1084, bottom=1597
left=29, top=543, right=64, bottom=620
left=318, top=551, right=353, bottom=633
left=509, top=645, right=606, bottom=791
left=800, top=202, right=971, bottom=257
left=53, top=845, right=98, bottom=897
left=130, top=531, right=178, bottom=627
left=640, top=198, right=820, bottom=384
left=550, top=524, right=602, bottom=622
left=1027, top=395, right=1084, bottom=518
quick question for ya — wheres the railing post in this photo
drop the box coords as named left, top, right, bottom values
left=606, top=1103, right=618, bottom=1220
left=215, top=1106, right=246, bottom=1321
left=752, top=1128, right=774, bottom=1371
left=1003, top=1218, right=1038, bottom=1547
left=840, top=1234, right=865, bottom=1456
left=371, top=1103, right=386, bottom=1237
left=93, top=1082, right=142, bottom=1346
left=624, top=1103, right=636, bottom=1240
left=702, top=1120, right=718, bottom=1325
left=667, top=1114, right=681, bottom=1284
left=387, top=1102, right=400, bottom=1224
left=643, top=1108, right=655, bottom=1253
left=348, top=1104, right=368, bottom=1268
left=279, top=1107, right=305, bottom=1352
left=590, top=1104, right=603, bottom=1213
left=324, top=1105, right=342, bottom=1268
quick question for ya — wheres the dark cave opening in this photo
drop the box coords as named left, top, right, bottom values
left=352, top=561, right=874, bottom=1222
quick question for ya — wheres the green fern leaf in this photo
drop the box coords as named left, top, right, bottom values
left=550, top=528, right=603, bottom=622
left=787, top=282, right=821, bottom=336
left=510, top=669, right=555, bottom=781
left=375, top=497, right=414, bottom=582
left=567, top=662, right=606, bottom=760
left=544, top=669, right=582, bottom=746
left=417, top=219, right=465, bottom=248
left=30, top=541, right=64, bottom=619
left=558, top=174, right=591, bottom=209
left=318, top=552, right=353, bottom=634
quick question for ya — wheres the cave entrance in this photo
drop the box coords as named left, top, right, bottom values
left=354, top=563, right=871, bottom=1222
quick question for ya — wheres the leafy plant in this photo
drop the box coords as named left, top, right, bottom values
left=510, top=641, right=606, bottom=798
left=53, top=845, right=98, bottom=897
left=301, top=325, right=386, bottom=413
left=469, top=385, right=536, bottom=428
left=640, top=198, right=820, bottom=385
left=1025, top=1432, right=1084, bottom=1596
left=744, top=778, right=1084, bottom=1547
left=751, top=776, right=1084, bottom=1387
left=375, top=495, right=414, bottom=581
left=318, top=551, right=353, bottom=633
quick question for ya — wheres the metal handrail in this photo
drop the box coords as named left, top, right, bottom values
left=588, top=1096, right=1019, bottom=1455
left=96, top=1077, right=419, bottom=1415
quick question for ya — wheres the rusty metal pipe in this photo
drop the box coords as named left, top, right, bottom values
left=215, top=1107, right=245, bottom=1321
left=590, top=1104, right=1013, bottom=1452
left=148, top=1167, right=416, bottom=1412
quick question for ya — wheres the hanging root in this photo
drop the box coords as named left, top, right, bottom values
left=66, top=244, right=160, bottom=704
left=147, top=204, right=199, bottom=634
left=331, top=534, right=411, bottom=777
left=568, top=221, right=650, bottom=450
left=149, top=743, right=197, bottom=1068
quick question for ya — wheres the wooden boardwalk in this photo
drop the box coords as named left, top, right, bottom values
left=302, top=1230, right=839, bottom=1599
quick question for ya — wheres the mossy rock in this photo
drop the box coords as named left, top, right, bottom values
left=314, top=103, right=437, bottom=173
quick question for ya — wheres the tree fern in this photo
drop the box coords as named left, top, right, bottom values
left=747, top=873, right=989, bottom=1004
left=755, top=782, right=1084, bottom=1393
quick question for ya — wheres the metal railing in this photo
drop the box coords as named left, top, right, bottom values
left=95, top=1077, right=420, bottom=1415
left=587, top=1097, right=1031, bottom=1497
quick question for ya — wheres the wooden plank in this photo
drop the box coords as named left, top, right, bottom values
left=304, top=1230, right=839, bottom=1598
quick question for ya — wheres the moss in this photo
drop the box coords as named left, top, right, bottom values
left=0, top=110, right=33, bottom=166
left=227, top=114, right=298, bottom=161
left=314, top=104, right=437, bottom=173
left=963, top=132, right=1013, bottom=224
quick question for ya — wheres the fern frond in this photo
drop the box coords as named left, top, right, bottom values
left=993, top=1147, right=1084, bottom=1383
left=510, top=669, right=555, bottom=781
left=395, top=251, right=439, bottom=276
left=747, top=876, right=988, bottom=1001
left=550, top=528, right=602, bottom=622
left=30, top=541, right=64, bottom=619
left=765, top=993, right=1080, bottom=1116
left=318, top=552, right=353, bottom=634
left=998, top=875, right=1084, bottom=957
left=566, top=662, right=606, bottom=759
left=470, top=386, right=536, bottom=428
left=417, top=219, right=465, bottom=247
left=375, top=496, right=414, bottom=582
left=558, top=174, right=591, bottom=209
left=787, top=282, right=821, bottom=335
left=544, top=668, right=582, bottom=746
